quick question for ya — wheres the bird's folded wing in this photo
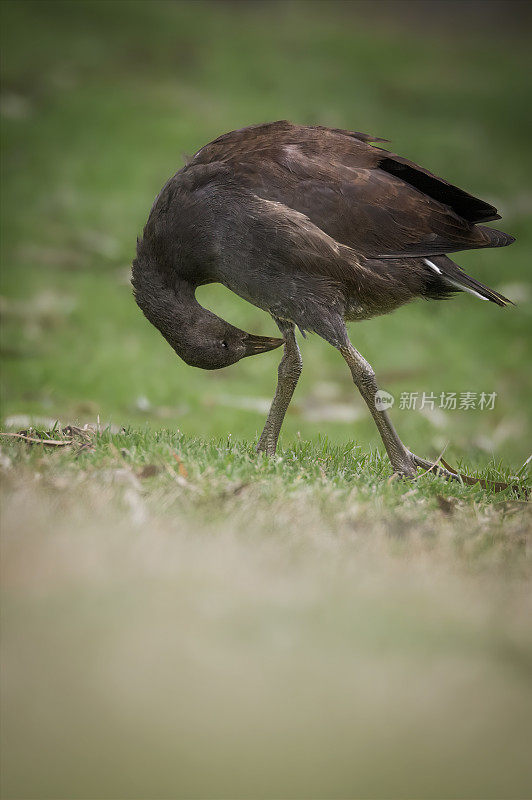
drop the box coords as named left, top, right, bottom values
left=227, top=192, right=393, bottom=294
left=238, top=150, right=512, bottom=258
left=279, top=165, right=512, bottom=258
left=193, top=122, right=512, bottom=259
left=307, top=125, right=500, bottom=223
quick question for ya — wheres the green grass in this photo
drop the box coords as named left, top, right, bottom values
left=1, top=427, right=531, bottom=798
left=1, top=2, right=531, bottom=797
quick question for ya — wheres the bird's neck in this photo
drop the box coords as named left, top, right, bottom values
left=131, top=259, right=209, bottom=353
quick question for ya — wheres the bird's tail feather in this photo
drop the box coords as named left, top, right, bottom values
left=423, top=256, right=512, bottom=307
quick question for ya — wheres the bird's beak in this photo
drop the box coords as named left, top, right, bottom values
left=243, top=333, right=284, bottom=357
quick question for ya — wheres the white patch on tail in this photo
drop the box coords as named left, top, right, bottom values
left=424, top=258, right=441, bottom=274
left=444, top=278, right=488, bottom=301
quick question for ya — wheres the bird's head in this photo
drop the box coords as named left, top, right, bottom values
left=131, top=257, right=283, bottom=370
left=174, top=315, right=284, bottom=370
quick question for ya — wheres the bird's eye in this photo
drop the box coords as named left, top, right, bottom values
left=221, top=340, right=228, bottom=349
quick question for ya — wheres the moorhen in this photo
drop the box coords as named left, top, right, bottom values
left=132, top=121, right=514, bottom=477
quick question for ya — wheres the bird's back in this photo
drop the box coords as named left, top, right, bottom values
left=186, top=120, right=513, bottom=259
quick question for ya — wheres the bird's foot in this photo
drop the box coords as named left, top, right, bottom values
left=388, top=449, right=460, bottom=481
left=390, top=453, right=418, bottom=479
left=406, top=451, right=461, bottom=482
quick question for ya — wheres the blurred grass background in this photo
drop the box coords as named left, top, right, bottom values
left=1, top=0, right=531, bottom=466
left=1, top=3, right=532, bottom=799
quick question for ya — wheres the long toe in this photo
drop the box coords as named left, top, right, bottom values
left=409, top=452, right=462, bottom=482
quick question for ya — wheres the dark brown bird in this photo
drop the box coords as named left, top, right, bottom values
left=132, top=121, right=514, bottom=478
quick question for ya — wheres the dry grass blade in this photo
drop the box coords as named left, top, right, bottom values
left=0, top=431, right=74, bottom=447
left=440, top=457, right=527, bottom=496
left=412, top=445, right=453, bottom=481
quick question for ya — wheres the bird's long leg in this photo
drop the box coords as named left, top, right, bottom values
left=339, top=342, right=418, bottom=477
left=257, top=321, right=302, bottom=456
left=339, top=342, right=460, bottom=480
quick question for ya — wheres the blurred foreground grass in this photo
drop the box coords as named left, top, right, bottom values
left=1, top=2, right=531, bottom=797
left=1, top=428, right=531, bottom=798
